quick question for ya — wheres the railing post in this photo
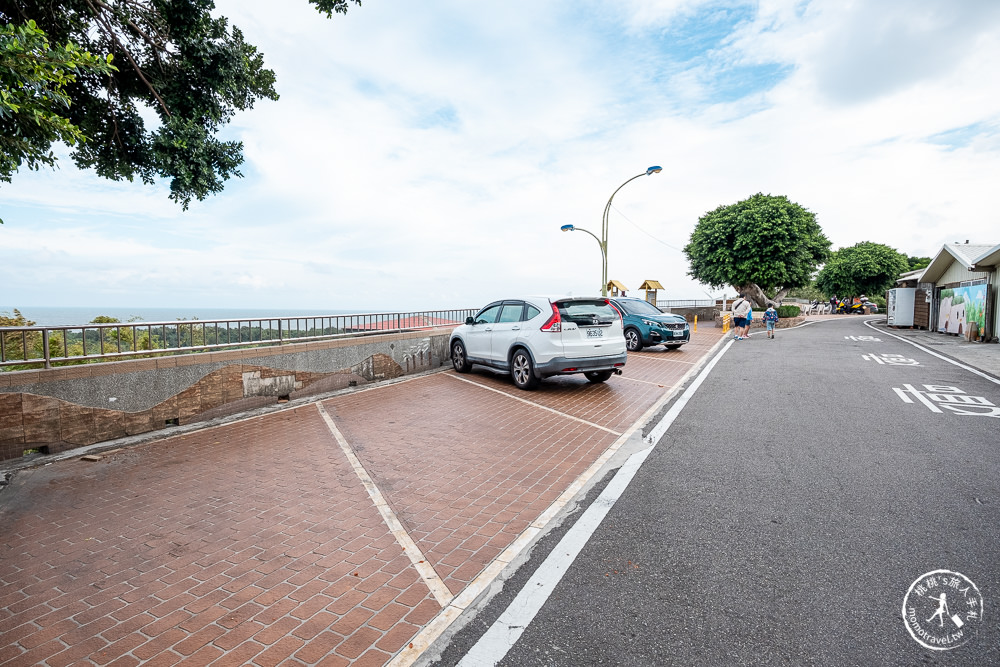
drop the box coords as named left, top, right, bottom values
left=43, top=328, right=51, bottom=369
left=278, top=319, right=283, bottom=344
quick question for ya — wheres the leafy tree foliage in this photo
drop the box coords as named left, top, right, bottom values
left=814, top=241, right=909, bottom=299
left=0, top=0, right=359, bottom=213
left=683, top=193, right=831, bottom=307
left=907, top=255, right=931, bottom=272
left=0, top=20, right=115, bottom=187
left=786, top=285, right=826, bottom=301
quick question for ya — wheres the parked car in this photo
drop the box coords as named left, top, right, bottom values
left=449, top=296, right=627, bottom=390
left=609, top=297, right=690, bottom=351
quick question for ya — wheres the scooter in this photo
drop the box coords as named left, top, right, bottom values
left=839, top=299, right=878, bottom=314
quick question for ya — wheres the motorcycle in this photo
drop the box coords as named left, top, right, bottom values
left=838, top=298, right=878, bottom=314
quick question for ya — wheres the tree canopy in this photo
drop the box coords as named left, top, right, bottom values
left=0, top=19, right=115, bottom=186
left=906, top=255, right=931, bottom=272
left=0, top=0, right=360, bottom=215
left=814, top=241, right=909, bottom=298
left=683, top=193, right=831, bottom=307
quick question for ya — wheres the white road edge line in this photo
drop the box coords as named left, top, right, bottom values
left=315, top=403, right=454, bottom=607
left=444, top=374, right=622, bottom=436
left=864, top=320, right=1000, bottom=385
left=388, top=332, right=731, bottom=667
left=454, top=338, right=734, bottom=667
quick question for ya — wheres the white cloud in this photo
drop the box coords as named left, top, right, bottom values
left=3, top=0, right=999, bottom=314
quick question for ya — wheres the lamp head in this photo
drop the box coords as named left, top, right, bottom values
left=560, top=224, right=575, bottom=232
left=646, top=166, right=662, bottom=175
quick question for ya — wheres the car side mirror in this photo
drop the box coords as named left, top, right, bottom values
left=466, top=316, right=475, bottom=325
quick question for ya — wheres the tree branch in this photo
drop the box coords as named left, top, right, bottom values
left=90, top=0, right=170, bottom=70
left=84, top=0, right=171, bottom=118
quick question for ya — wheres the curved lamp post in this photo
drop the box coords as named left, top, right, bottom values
left=562, top=166, right=662, bottom=296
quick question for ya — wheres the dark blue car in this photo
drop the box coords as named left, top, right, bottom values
left=609, top=297, right=690, bottom=352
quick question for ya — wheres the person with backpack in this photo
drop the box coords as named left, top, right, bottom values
left=763, top=303, right=779, bottom=339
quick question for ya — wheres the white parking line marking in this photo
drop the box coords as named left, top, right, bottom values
left=455, top=338, right=733, bottom=667
left=389, top=333, right=730, bottom=667
left=315, top=403, right=454, bottom=607
left=631, top=355, right=698, bottom=365
left=444, top=374, right=622, bottom=436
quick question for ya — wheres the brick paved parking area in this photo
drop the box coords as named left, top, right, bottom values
left=1, top=327, right=724, bottom=666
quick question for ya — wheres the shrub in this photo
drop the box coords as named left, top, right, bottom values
left=777, top=305, right=800, bottom=318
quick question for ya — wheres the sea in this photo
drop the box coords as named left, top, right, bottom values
left=1, top=306, right=366, bottom=327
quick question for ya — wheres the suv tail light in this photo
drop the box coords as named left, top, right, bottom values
left=607, top=299, right=623, bottom=319
left=540, top=302, right=562, bottom=332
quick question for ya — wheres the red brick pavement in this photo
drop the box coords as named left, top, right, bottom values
left=0, top=327, right=725, bottom=666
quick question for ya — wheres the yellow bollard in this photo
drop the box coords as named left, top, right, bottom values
left=694, top=315, right=698, bottom=333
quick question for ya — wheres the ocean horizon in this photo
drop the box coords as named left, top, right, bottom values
left=1, top=306, right=372, bottom=327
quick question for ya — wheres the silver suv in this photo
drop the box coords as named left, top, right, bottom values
left=449, top=296, right=627, bottom=389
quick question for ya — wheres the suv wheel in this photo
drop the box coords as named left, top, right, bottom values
left=451, top=340, right=472, bottom=373
left=584, top=370, right=613, bottom=383
left=624, top=328, right=643, bottom=352
left=510, top=349, right=540, bottom=390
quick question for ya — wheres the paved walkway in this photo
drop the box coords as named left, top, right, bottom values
left=0, top=328, right=725, bottom=666
left=3, top=316, right=996, bottom=666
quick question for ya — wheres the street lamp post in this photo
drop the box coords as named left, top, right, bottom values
left=560, top=223, right=604, bottom=294
left=561, top=166, right=662, bottom=296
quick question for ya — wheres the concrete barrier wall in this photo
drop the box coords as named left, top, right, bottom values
left=713, top=314, right=805, bottom=329
left=0, top=329, right=452, bottom=462
left=663, top=306, right=717, bottom=322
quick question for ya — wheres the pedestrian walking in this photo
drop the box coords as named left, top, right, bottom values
left=763, top=303, right=779, bottom=339
left=731, top=294, right=751, bottom=340
left=745, top=303, right=753, bottom=337
left=830, top=295, right=837, bottom=314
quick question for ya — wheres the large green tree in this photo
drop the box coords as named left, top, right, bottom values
left=0, top=0, right=359, bottom=214
left=814, top=241, right=909, bottom=299
left=683, top=193, right=831, bottom=307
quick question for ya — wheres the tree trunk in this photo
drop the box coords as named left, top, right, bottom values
left=733, top=284, right=769, bottom=308
left=732, top=284, right=791, bottom=308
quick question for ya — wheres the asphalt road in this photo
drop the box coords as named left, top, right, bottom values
left=430, top=316, right=1000, bottom=666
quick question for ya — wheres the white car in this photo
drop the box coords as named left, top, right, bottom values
left=449, top=296, right=627, bottom=390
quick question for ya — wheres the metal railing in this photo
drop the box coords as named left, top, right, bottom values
left=0, top=309, right=476, bottom=370
left=656, top=299, right=716, bottom=308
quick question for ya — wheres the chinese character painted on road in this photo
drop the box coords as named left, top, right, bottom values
left=846, top=335, right=882, bottom=342
left=893, top=384, right=1000, bottom=417
left=863, top=353, right=920, bottom=366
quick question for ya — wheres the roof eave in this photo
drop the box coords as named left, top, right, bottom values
left=919, top=244, right=976, bottom=283
left=971, top=243, right=1000, bottom=268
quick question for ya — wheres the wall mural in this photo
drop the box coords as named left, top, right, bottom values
left=937, top=284, right=987, bottom=336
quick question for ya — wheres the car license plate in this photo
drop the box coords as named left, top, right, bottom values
left=586, top=328, right=603, bottom=338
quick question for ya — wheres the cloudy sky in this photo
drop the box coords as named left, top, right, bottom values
left=3, top=0, right=999, bottom=312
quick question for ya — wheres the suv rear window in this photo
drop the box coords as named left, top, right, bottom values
left=556, top=299, right=617, bottom=325
left=618, top=299, right=663, bottom=316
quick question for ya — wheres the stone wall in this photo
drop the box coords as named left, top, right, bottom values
left=661, top=306, right=718, bottom=323
left=713, top=313, right=805, bottom=329
left=0, top=329, right=451, bottom=462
